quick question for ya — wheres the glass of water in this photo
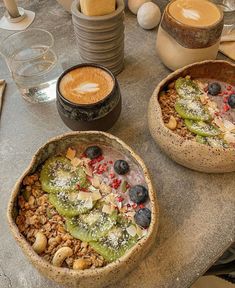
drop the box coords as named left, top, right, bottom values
left=212, top=0, right=235, bottom=33
left=0, top=28, right=62, bottom=103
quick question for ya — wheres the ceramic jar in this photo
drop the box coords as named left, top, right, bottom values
left=56, top=64, right=122, bottom=131
left=71, top=0, right=125, bottom=75
left=156, top=0, right=224, bottom=71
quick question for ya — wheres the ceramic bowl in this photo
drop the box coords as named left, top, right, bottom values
left=8, top=131, right=159, bottom=288
left=148, top=60, right=235, bottom=173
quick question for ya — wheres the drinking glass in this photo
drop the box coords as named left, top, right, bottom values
left=212, top=0, right=235, bottom=33
left=0, top=28, right=62, bottom=103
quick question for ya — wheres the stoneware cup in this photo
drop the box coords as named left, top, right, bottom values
left=148, top=60, right=235, bottom=173
left=71, top=0, right=125, bottom=75
left=156, top=0, right=224, bottom=71
left=7, top=131, right=159, bottom=288
left=56, top=63, right=122, bottom=131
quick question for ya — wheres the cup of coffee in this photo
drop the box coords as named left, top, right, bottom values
left=56, top=64, right=121, bottom=131
left=156, top=0, right=224, bottom=71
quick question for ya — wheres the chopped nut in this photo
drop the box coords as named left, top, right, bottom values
left=73, top=258, right=91, bottom=270
left=165, top=116, right=177, bottom=130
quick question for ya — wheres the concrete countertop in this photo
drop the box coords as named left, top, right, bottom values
left=0, top=1, right=234, bottom=287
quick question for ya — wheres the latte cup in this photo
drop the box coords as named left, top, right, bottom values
left=156, top=0, right=224, bottom=71
left=56, top=64, right=122, bottom=131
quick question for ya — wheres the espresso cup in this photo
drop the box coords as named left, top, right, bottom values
left=56, top=63, right=122, bottom=131
left=156, top=0, right=224, bottom=71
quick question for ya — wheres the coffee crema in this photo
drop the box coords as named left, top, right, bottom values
left=59, top=67, right=114, bottom=105
left=169, top=0, right=221, bottom=27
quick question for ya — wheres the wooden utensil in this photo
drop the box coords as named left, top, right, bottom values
left=0, top=80, right=6, bottom=116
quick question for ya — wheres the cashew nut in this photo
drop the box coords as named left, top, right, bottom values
left=165, top=116, right=177, bottom=130
left=73, top=258, right=90, bottom=270
left=52, top=247, right=73, bottom=267
left=32, top=232, right=47, bottom=254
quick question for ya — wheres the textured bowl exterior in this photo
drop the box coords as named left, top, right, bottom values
left=7, top=131, right=159, bottom=288
left=148, top=60, right=235, bottom=173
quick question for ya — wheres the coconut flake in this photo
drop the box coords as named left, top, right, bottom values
left=224, top=132, right=235, bottom=144
left=223, top=120, right=235, bottom=132
left=126, top=225, right=137, bottom=237
left=102, top=204, right=113, bottom=214
left=83, top=197, right=93, bottom=209
left=91, top=176, right=101, bottom=188
left=77, top=192, right=92, bottom=201
left=71, top=157, right=82, bottom=168
left=91, top=190, right=102, bottom=201
left=66, top=147, right=76, bottom=160
left=100, top=182, right=112, bottom=195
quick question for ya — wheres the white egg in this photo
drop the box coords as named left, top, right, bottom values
left=137, top=2, right=161, bottom=30
left=128, top=0, right=150, bottom=15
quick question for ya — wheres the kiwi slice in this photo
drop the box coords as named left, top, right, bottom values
left=66, top=208, right=117, bottom=242
left=89, top=221, right=138, bottom=262
left=206, top=137, right=228, bottom=148
left=48, top=191, right=95, bottom=217
left=175, top=77, right=202, bottom=100
left=196, top=135, right=228, bottom=148
left=175, top=99, right=210, bottom=121
left=185, top=119, right=220, bottom=137
left=195, top=135, right=207, bottom=145
left=40, top=156, right=87, bottom=193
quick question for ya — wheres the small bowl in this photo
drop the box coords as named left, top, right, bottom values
left=56, top=64, right=122, bottom=131
left=148, top=60, right=235, bottom=173
left=7, top=131, right=159, bottom=288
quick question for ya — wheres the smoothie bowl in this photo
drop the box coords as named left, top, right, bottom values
left=7, top=131, right=158, bottom=288
left=148, top=60, right=235, bottom=173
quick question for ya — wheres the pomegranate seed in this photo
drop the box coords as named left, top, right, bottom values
left=117, top=197, right=124, bottom=202
left=223, top=104, right=230, bottom=112
left=227, top=85, right=232, bottom=91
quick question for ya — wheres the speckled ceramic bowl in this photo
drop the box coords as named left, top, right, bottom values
left=148, top=60, right=235, bottom=173
left=7, top=131, right=159, bottom=288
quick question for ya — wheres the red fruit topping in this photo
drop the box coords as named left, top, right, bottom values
left=127, top=203, right=131, bottom=208
left=110, top=173, right=115, bottom=179
left=139, top=203, right=145, bottom=209
left=227, top=85, right=232, bottom=91
left=223, top=104, right=230, bottom=112
left=132, top=203, right=138, bottom=209
left=110, top=178, right=121, bottom=189
left=223, top=97, right=228, bottom=103
left=117, top=197, right=124, bottom=202
left=77, top=184, right=88, bottom=192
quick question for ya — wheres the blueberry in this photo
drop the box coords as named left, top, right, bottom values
left=129, top=185, right=148, bottom=204
left=85, top=146, right=102, bottom=159
left=114, top=160, right=129, bottom=175
left=228, top=94, right=235, bottom=108
left=208, top=82, right=221, bottom=96
left=134, top=208, right=151, bottom=228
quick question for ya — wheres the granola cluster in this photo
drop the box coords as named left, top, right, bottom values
left=159, top=82, right=194, bottom=140
left=16, top=173, right=105, bottom=270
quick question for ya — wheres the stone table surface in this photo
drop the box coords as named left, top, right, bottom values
left=0, top=1, right=234, bottom=288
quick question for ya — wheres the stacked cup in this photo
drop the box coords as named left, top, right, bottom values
left=71, top=0, right=125, bottom=75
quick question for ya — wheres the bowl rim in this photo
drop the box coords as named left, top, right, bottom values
left=152, top=59, right=235, bottom=152
left=7, top=131, right=159, bottom=278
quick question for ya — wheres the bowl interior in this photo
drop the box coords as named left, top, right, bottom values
left=8, top=131, right=158, bottom=280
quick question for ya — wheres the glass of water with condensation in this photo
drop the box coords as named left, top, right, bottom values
left=0, top=28, right=62, bottom=103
